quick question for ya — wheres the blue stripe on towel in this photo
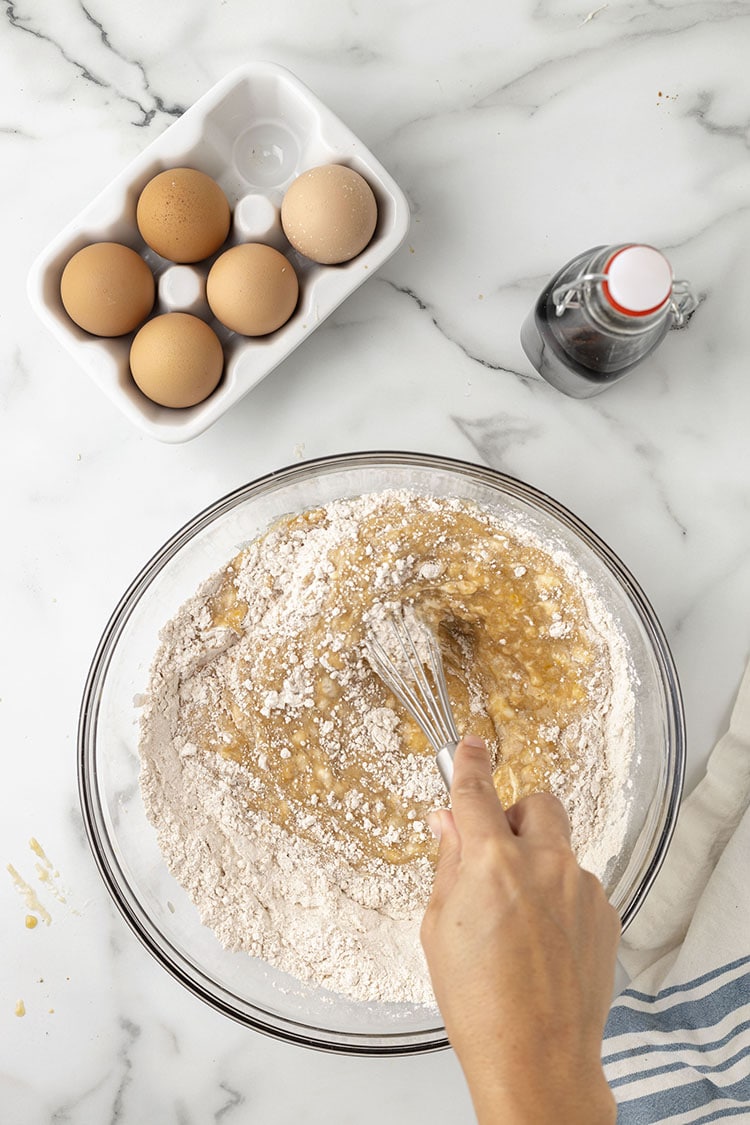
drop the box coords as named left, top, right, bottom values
left=607, top=1042, right=750, bottom=1089
left=603, top=958, right=750, bottom=1123
left=602, top=1003, right=750, bottom=1053
left=622, top=957, right=750, bottom=1005
left=609, top=1073, right=750, bottom=1124
left=686, top=1108, right=750, bottom=1124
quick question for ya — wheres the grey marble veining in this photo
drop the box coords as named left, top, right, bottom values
left=2, top=0, right=750, bottom=1121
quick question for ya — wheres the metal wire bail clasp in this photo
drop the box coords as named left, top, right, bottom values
left=551, top=273, right=608, bottom=317
left=554, top=271, right=697, bottom=326
left=669, top=279, right=698, bottom=328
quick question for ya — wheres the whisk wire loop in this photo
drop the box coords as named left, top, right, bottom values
left=426, top=629, right=459, bottom=743
left=364, top=608, right=459, bottom=790
left=366, top=634, right=445, bottom=749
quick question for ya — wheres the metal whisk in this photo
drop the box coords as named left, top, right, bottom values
left=364, top=606, right=459, bottom=791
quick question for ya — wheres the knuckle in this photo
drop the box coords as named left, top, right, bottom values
left=452, top=772, right=496, bottom=803
left=470, top=834, right=511, bottom=873
left=528, top=843, right=581, bottom=893
left=581, top=868, right=608, bottom=899
left=530, top=790, right=571, bottom=829
left=544, top=845, right=577, bottom=880
left=532, top=790, right=567, bottom=813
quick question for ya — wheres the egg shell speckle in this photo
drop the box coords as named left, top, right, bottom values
left=281, top=164, right=378, bottom=265
left=136, top=168, right=232, bottom=263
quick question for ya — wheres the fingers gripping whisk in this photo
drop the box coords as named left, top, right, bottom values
left=364, top=607, right=458, bottom=791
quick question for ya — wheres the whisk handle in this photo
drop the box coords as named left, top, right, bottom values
left=436, top=742, right=458, bottom=792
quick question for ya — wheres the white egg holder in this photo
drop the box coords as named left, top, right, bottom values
left=27, top=61, right=411, bottom=443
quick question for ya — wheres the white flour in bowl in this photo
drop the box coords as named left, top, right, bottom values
left=139, top=490, right=634, bottom=1005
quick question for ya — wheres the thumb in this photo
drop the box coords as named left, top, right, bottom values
left=428, top=809, right=462, bottom=905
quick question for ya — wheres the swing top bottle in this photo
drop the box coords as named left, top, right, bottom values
left=520, top=244, right=697, bottom=398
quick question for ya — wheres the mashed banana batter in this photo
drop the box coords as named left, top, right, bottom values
left=139, top=490, right=633, bottom=1005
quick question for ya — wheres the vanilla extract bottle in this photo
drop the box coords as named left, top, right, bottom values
left=520, top=244, right=697, bottom=398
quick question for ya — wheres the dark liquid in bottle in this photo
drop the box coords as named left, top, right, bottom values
left=521, top=272, right=672, bottom=399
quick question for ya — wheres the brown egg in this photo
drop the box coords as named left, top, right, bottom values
left=60, top=242, right=155, bottom=336
left=136, top=168, right=231, bottom=263
left=281, top=164, right=378, bottom=264
left=130, top=313, right=223, bottom=408
left=206, top=244, right=299, bottom=336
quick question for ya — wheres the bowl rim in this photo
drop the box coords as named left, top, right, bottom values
left=77, top=449, right=686, bottom=1054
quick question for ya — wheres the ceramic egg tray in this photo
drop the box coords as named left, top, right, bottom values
left=27, top=61, right=411, bottom=443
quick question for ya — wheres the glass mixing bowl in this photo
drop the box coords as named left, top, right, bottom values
left=78, top=451, right=685, bottom=1055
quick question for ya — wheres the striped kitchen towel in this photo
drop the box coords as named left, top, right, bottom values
left=602, top=656, right=750, bottom=1123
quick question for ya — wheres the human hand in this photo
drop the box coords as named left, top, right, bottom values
left=420, top=735, right=620, bottom=1125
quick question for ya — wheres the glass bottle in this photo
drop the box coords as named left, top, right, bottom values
left=520, top=244, right=697, bottom=398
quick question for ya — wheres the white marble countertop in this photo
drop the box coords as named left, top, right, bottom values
left=2, top=1, right=750, bottom=1121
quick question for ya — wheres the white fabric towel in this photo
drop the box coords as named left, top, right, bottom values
left=602, top=656, right=750, bottom=1123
